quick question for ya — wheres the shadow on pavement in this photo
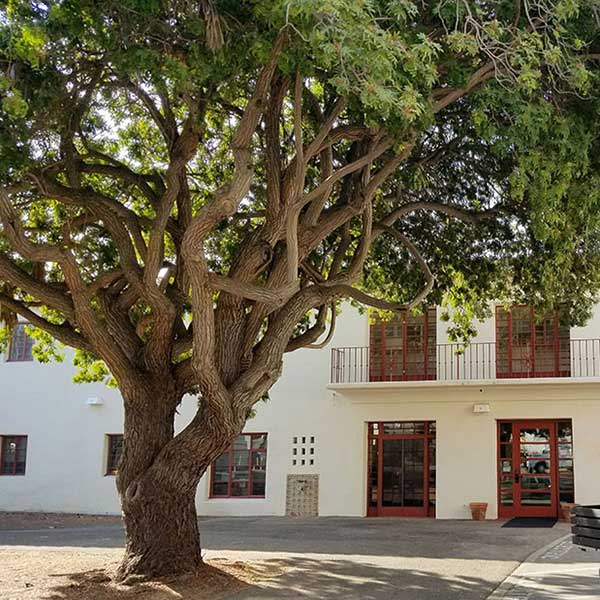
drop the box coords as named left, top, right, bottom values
left=228, top=556, right=505, bottom=600
left=506, top=570, right=600, bottom=600
left=41, top=557, right=501, bottom=600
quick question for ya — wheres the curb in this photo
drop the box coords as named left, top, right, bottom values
left=486, top=533, right=572, bottom=599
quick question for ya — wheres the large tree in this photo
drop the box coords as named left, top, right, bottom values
left=1, top=0, right=600, bottom=581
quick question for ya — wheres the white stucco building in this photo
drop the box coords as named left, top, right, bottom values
left=1, top=303, right=599, bottom=520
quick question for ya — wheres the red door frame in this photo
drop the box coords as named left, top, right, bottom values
left=497, top=420, right=560, bottom=518
left=367, top=422, right=435, bottom=517
left=369, top=312, right=436, bottom=382
left=495, top=306, right=568, bottom=379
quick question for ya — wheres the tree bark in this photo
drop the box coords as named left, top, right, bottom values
left=117, top=466, right=203, bottom=581
left=114, top=382, right=244, bottom=582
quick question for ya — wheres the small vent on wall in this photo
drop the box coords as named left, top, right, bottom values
left=291, top=435, right=316, bottom=467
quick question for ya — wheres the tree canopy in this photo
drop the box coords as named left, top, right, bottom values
left=1, top=0, right=600, bottom=579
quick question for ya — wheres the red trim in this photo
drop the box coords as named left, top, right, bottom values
left=105, top=434, right=123, bottom=476
left=496, top=306, right=570, bottom=379
left=209, top=432, right=268, bottom=499
left=367, top=422, right=435, bottom=518
left=497, top=419, right=574, bottom=519
left=0, top=435, right=28, bottom=476
left=369, top=311, right=436, bottom=382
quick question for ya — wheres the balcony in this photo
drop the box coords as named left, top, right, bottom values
left=330, top=339, right=600, bottom=385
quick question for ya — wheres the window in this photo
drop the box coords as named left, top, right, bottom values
left=369, top=309, right=436, bottom=382
left=210, top=433, right=267, bottom=498
left=7, top=324, right=34, bottom=362
left=496, top=306, right=570, bottom=378
left=1, top=435, right=27, bottom=475
left=106, top=434, right=124, bottom=475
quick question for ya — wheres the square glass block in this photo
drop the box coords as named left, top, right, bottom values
left=500, top=444, right=512, bottom=459
left=369, top=423, right=380, bottom=436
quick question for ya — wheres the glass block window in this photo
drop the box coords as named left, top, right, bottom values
left=210, top=433, right=267, bottom=498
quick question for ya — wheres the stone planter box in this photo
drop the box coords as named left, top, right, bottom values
left=571, top=505, right=600, bottom=550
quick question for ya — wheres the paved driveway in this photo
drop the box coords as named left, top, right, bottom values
left=0, top=516, right=569, bottom=599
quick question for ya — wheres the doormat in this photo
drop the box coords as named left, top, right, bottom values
left=502, top=517, right=557, bottom=528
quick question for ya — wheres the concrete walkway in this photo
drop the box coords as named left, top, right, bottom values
left=0, top=515, right=573, bottom=599
left=488, top=535, right=600, bottom=600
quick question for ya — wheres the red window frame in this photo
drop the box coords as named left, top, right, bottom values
left=367, top=422, right=436, bottom=518
left=369, top=309, right=436, bottom=382
left=0, top=435, right=28, bottom=476
left=495, top=306, right=570, bottom=378
left=105, top=434, right=124, bottom=476
left=7, top=324, right=34, bottom=362
left=497, top=419, right=574, bottom=519
left=209, top=433, right=267, bottom=499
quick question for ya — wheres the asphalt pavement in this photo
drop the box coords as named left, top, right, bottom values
left=0, top=515, right=574, bottom=599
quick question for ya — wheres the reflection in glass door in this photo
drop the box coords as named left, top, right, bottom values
left=497, top=420, right=574, bottom=518
left=367, top=422, right=435, bottom=517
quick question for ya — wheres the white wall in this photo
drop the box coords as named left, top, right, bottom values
left=1, top=304, right=600, bottom=519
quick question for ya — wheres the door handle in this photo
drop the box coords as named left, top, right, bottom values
left=514, top=471, right=520, bottom=484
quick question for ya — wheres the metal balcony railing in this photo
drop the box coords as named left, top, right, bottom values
left=330, top=339, right=600, bottom=384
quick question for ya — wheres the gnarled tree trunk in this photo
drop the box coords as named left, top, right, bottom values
left=114, top=383, right=244, bottom=581
left=117, top=463, right=203, bottom=580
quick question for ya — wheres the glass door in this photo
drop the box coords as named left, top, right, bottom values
left=514, top=422, right=556, bottom=517
left=497, top=420, right=574, bottom=518
left=367, top=422, right=435, bottom=517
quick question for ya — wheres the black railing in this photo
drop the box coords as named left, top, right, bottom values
left=330, top=339, right=600, bottom=384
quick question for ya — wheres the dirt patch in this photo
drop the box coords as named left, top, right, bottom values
left=0, top=547, right=280, bottom=599
left=0, top=512, right=122, bottom=531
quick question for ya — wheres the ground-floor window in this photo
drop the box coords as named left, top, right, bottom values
left=210, top=433, right=267, bottom=498
left=0, top=435, right=27, bottom=475
left=367, top=422, right=436, bottom=517
left=497, top=419, right=574, bottom=518
left=105, top=434, right=124, bottom=475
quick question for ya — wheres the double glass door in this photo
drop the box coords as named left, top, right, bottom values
left=498, top=420, right=574, bottom=518
left=367, top=422, right=436, bottom=517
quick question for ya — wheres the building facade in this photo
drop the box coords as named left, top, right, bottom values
left=1, top=304, right=600, bottom=519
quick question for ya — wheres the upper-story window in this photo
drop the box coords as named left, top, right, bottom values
left=496, top=306, right=570, bottom=378
left=369, top=309, right=437, bottom=382
left=0, top=435, right=27, bottom=475
left=210, top=433, right=267, bottom=498
left=7, top=323, right=34, bottom=362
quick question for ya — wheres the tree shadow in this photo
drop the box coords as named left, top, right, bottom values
left=224, top=556, right=506, bottom=599
left=42, top=560, right=264, bottom=600
left=39, top=556, right=504, bottom=600
left=502, top=571, right=600, bottom=600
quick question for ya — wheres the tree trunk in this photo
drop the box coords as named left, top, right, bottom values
left=114, top=382, right=243, bottom=582
left=117, top=469, right=203, bottom=581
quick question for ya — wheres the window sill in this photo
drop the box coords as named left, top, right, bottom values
left=208, top=496, right=266, bottom=500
